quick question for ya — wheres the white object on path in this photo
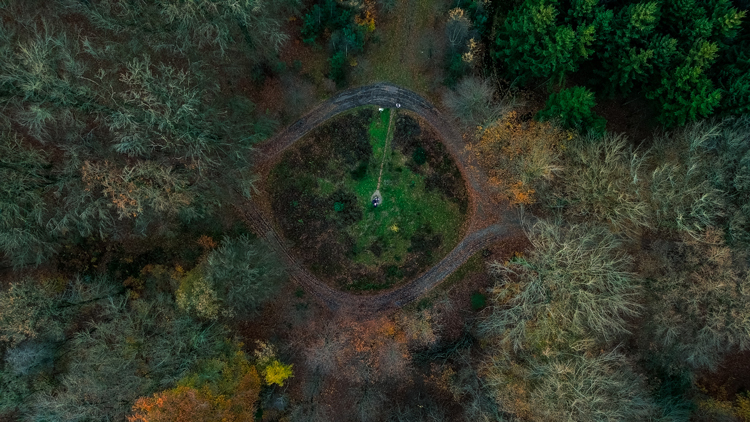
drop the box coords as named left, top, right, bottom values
left=371, top=190, right=382, bottom=207
left=372, top=108, right=395, bottom=207
left=396, top=103, right=401, bottom=108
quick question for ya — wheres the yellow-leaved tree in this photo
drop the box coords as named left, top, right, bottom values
left=254, top=340, right=294, bottom=386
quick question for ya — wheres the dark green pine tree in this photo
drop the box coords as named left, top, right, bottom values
left=493, top=0, right=613, bottom=85
left=536, top=86, right=607, bottom=133
left=596, top=2, right=665, bottom=96
left=646, top=39, right=723, bottom=126
left=715, top=42, right=750, bottom=116
left=661, top=0, right=745, bottom=48
left=712, top=10, right=750, bottom=117
left=649, top=0, right=744, bottom=125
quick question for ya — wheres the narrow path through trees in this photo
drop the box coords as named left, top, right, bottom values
left=239, top=83, right=523, bottom=318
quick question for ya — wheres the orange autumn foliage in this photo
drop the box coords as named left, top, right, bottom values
left=81, top=160, right=192, bottom=219
left=355, top=0, right=376, bottom=32
left=128, top=369, right=260, bottom=422
left=129, top=386, right=219, bottom=422
left=196, top=235, right=218, bottom=251
left=129, top=352, right=261, bottom=422
left=469, top=111, right=568, bottom=205
left=308, top=315, right=411, bottom=383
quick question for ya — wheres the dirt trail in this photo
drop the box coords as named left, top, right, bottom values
left=239, top=83, right=523, bottom=318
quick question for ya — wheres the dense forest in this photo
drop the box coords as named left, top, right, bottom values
left=1, top=0, right=750, bottom=421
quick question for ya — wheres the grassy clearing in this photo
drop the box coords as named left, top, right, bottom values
left=269, top=106, right=467, bottom=291
left=344, top=109, right=464, bottom=269
left=346, top=154, right=465, bottom=266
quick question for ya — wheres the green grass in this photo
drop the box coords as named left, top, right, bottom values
left=339, top=108, right=465, bottom=269
left=370, top=107, right=391, bottom=147
left=316, top=178, right=336, bottom=196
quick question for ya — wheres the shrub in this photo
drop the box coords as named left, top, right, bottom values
left=107, top=55, right=222, bottom=165
left=81, top=160, right=195, bottom=221
left=694, top=391, right=750, bottom=422
left=0, top=19, right=93, bottom=140
left=301, top=0, right=358, bottom=45
left=536, top=86, right=606, bottom=134
left=175, top=266, right=223, bottom=320
left=0, top=278, right=64, bottom=347
left=644, top=117, right=750, bottom=243
left=397, top=308, right=439, bottom=348
left=647, top=121, right=725, bottom=237
left=471, top=111, right=566, bottom=205
left=442, top=77, right=514, bottom=130
left=331, top=26, right=365, bottom=57
left=444, top=51, right=469, bottom=87
left=701, top=117, right=750, bottom=245
left=328, top=51, right=347, bottom=85
left=470, top=292, right=486, bottom=310
left=252, top=341, right=293, bottom=387
left=176, top=235, right=285, bottom=320
left=443, top=351, right=503, bottom=422
left=301, top=0, right=371, bottom=85
left=263, top=359, right=294, bottom=387
left=446, top=8, right=471, bottom=52
left=70, top=0, right=294, bottom=59
left=480, top=219, right=642, bottom=351
left=411, top=146, right=426, bottom=165
left=0, top=132, right=56, bottom=267
left=1, top=339, right=56, bottom=415
left=3, top=340, right=56, bottom=377
left=129, top=346, right=262, bottom=422
left=355, top=386, right=386, bottom=422
left=304, top=324, right=346, bottom=376
left=305, top=316, right=411, bottom=384
left=443, top=8, right=477, bottom=86
left=330, top=189, right=362, bottom=226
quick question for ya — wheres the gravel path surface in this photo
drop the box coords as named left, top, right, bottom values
left=239, top=83, right=523, bottom=318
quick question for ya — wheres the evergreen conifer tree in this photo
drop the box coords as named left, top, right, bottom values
left=494, top=0, right=612, bottom=85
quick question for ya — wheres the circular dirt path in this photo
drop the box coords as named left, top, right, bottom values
left=238, top=83, right=523, bottom=318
